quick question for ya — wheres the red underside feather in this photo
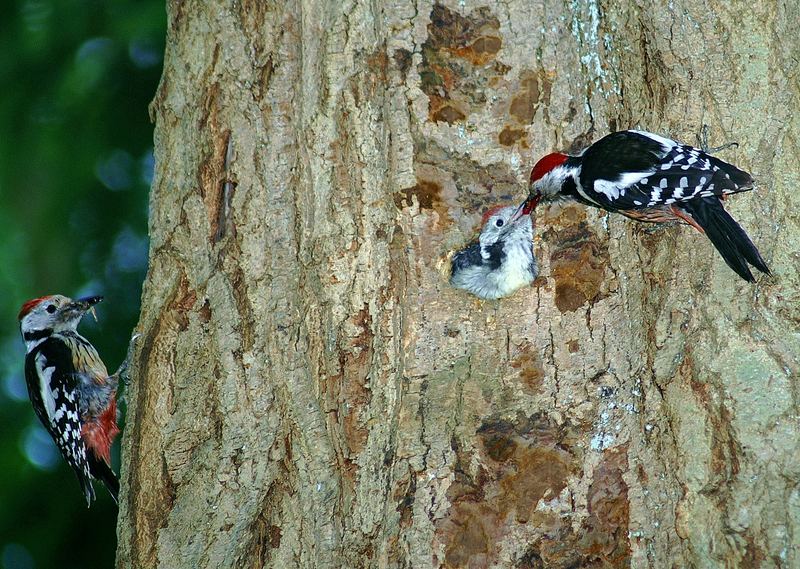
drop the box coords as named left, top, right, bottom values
left=81, top=399, right=120, bottom=465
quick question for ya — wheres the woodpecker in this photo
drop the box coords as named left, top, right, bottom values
left=526, top=129, right=770, bottom=282
left=450, top=202, right=538, bottom=299
left=18, top=294, right=132, bottom=505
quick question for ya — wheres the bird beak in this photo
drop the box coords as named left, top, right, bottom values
left=508, top=195, right=540, bottom=223
left=73, top=296, right=103, bottom=321
left=508, top=202, right=526, bottom=223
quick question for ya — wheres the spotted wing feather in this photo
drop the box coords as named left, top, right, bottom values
left=451, top=241, right=504, bottom=273
left=577, top=131, right=753, bottom=210
left=577, top=130, right=668, bottom=177
left=25, top=337, right=95, bottom=504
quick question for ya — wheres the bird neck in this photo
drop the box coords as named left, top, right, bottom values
left=501, top=235, right=534, bottom=269
left=538, top=163, right=579, bottom=199
left=22, top=327, right=52, bottom=352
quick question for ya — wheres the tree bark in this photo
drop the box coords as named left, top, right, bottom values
left=117, top=0, right=800, bottom=567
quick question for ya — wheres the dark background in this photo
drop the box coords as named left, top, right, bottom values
left=0, top=2, right=165, bottom=567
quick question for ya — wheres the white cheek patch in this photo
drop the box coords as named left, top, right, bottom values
left=538, top=165, right=580, bottom=198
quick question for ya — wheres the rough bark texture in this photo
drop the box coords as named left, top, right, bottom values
left=117, top=0, right=800, bottom=567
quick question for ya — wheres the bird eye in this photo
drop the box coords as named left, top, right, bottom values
left=46, top=305, right=56, bottom=314
left=495, top=219, right=504, bottom=228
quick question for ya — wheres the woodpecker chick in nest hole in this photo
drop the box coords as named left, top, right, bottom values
left=449, top=201, right=538, bottom=299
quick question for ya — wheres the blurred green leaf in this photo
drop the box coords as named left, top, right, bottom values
left=0, top=1, right=164, bottom=566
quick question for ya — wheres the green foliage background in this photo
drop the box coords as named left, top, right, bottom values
left=0, top=2, right=164, bottom=567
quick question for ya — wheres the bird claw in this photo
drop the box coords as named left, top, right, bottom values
left=698, top=124, right=739, bottom=154
left=117, top=333, right=141, bottom=387
left=706, top=141, right=739, bottom=153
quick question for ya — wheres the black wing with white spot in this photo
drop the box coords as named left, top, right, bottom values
left=451, top=241, right=505, bottom=273
left=24, top=337, right=95, bottom=504
left=576, top=130, right=753, bottom=211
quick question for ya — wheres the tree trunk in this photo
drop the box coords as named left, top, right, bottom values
left=117, top=0, right=800, bottom=567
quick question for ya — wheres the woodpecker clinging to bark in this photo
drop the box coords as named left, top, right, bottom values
left=18, top=294, right=132, bottom=505
left=525, top=129, right=770, bottom=282
left=450, top=202, right=538, bottom=299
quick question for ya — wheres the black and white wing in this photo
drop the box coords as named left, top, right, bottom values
left=576, top=130, right=754, bottom=211
left=451, top=241, right=505, bottom=273
left=25, top=337, right=95, bottom=504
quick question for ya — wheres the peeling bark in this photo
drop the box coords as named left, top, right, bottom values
left=118, top=1, right=800, bottom=568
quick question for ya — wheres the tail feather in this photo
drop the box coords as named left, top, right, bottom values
left=680, top=198, right=769, bottom=282
left=76, top=470, right=96, bottom=507
left=710, top=202, right=770, bottom=274
left=88, top=454, right=120, bottom=504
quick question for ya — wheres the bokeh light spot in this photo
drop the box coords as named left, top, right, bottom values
left=95, top=149, right=134, bottom=191
left=2, top=543, right=35, bottom=569
left=2, top=373, right=28, bottom=403
left=22, top=424, right=59, bottom=471
left=110, top=227, right=148, bottom=273
left=128, top=38, right=161, bottom=69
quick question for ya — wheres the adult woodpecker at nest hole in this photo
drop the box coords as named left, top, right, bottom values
left=449, top=202, right=538, bottom=299
left=524, top=129, right=770, bottom=282
left=18, top=294, right=135, bottom=505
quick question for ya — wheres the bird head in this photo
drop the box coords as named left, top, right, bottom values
left=529, top=152, right=570, bottom=202
left=19, top=295, right=103, bottom=337
left=478, top=203, right=534, bottom=251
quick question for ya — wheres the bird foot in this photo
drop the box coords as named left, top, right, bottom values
left=697, top=124, right=739, bottom=154
left=116, top=333, right=141, bottom=387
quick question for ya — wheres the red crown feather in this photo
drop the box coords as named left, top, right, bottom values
left=530, top=153, right=568, bottom=183
left=481, top=204, right=509, bottom=226
left=18, top=296, right=52, bottom=320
